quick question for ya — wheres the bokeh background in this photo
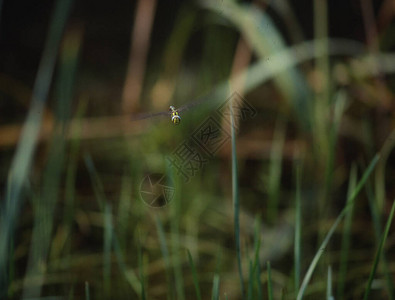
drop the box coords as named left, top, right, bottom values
left=1, top=0, right=395, bottom=299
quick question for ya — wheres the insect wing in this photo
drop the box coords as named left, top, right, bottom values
left=131, top=110, right=170, bottom=121
left=177, top=94, right=211, bottom=113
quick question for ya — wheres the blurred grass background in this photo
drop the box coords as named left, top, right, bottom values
left=1, top=0, right=395, bottom=299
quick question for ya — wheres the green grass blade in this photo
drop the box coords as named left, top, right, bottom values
left=253, top=216, right=262, bottom=299
left=155, top=215, right=174, bottom=299
left=363, top=199, right=395, bottom=300
left=247, top=259, right=254, bottom=300
left=230, top=95, right=244, bottom=297
left=85, top=281, right=90, bottom=300
left=211, top=274, right=220, bottom=300
left=84, top=153, right=105, bottom=210
left=22, top=23, right=79, bottom=299
left=63, top=100, right=86, bottom=258
left=337, top=163, right=357, bottom=299
left=103, top=203, right=113, bottom=295
left=116, top=170, right=133, bottom=248
left=138, top=239, right=146, bottom=300
left=297, top=154, right=380, bottom=300
left=0, top=0, right=73, bottom=294
left=267, top=261, right=274, bottom=300
left=84, top=153, right=141, bottom=296
left=365, top=172, right=395, bottom=299
left=112, top=236, right=141, bottom=296
left=170, top=178, right=185, bottom=300
left=267, top=118, right=286, bottom=222
left=294, top=162, right=302, bottom=291
left=326, top=265, right=333, bottom=300
left=187, top=250, right=201, bottom=300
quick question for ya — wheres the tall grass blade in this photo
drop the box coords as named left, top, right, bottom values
left=211, top=274, right=220, bottom=300
left=267, top=261, right=274, bottom=300
left=155, top=215, right=174, bottom=299
left=363, top=199, right=395, bottom=300
left=84, top=153, right=141, bottom=296
left=294, top=162, right=302, bottom=291
left=112, top=236, right=141, bottom=296
left=337, top=163, right=357, bottom=299
left=230, top=94, right=244, bottom=297
left=326, top=265, right=333, bottom=300
left=187, top=250, right=201, bottom=300
left=138, top=239, right=146, bottom=300
left=22, top=22, right=79, bottom=300
left=253, top=216, right=262, bottom=299
left=170, top=176, right=185, bottom=300
left=117, top=170, right=133, bottom=248
left=297, top=154, right=380, bottom=300
left=103, top=203, right=113, bottom=295
left=365, top=174, right=395, bottom=298
left=84, top=153, right=105, bottom=210
left=85, top=281, right=90, bottom=300
left=0, top=0, right=73, bottom=295
left=247, top=259, right=254, bottom=300
left=63, top=100, right=86, bottom=260
left=203, top=0, right=313, bottom=129
left=267, top=118, right=285, bottom=222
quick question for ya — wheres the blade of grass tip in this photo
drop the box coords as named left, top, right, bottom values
left=297, top=154, right=380, bottom=300
left=0, top=0, right=73, bottom=294
left=267, top=261, right=274, bottom=300
left=103, top=203, right=112, bottom=295
left=155, top=215, right=174, bottom=300
left=187, top=250, right=201, bottom=300
left=326, top=265, right=333, bottom=300
left=337, top=163, right=357, bottom=299
left=230, top=95, right=244, bottom=297
left=294, top=162, right=302, bottom=291
left=363, top=199, right=395, bottom=300
left=211, top=274, right=220, bottom=300
left=85, top=281, right=90, bottom=300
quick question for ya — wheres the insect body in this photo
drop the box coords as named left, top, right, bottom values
left=131, top=94, right=209, bottom=124
left=169, top=105, right=181, bottom=125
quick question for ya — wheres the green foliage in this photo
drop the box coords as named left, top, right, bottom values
left=1, top=0, right=395, bottom=299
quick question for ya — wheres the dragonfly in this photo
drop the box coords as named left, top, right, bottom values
left=131, top=93, right=214, bottom=125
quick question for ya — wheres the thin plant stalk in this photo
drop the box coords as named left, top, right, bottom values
left=155, top=215, right=174, bottom=300
left=363, top=200, right=395, bottom=300
left=0, top=0, right=72, bottom=295
left=326, top=265, right=333, bottom=300
left=337, top=164, right=357, bottom=299
left=187, top=250, right=201, bottom=300
left=211, top=274, right=220, bottom=300
left=294, top=162, right=302, bottom=291
left=231, top=97, right=244, bottom=296
left=267, top=261, right=274, bottom=300
left=297, top=154, right=380, bottom=300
